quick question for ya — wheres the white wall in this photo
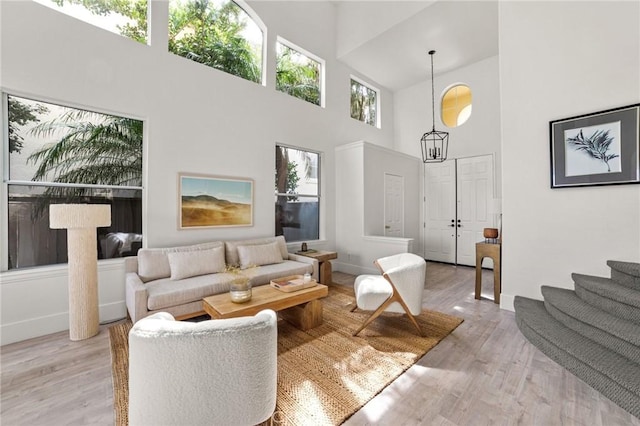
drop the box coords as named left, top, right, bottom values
left=499, top=1, right=640, bottom=311
left=0, top=1, right=396, bottom=344
left=335, top=141, right=420, bottom=275
left=394, top=55, right=503, bottom=262
left=394, top=55, right=502, bottom=191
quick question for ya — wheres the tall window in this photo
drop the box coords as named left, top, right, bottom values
left=4, top=95, right=143, bottom=270
left=350, top=77, right=379, bottom=127
left=169, top=0, right=264, bottom=84
left=275, top=145, right=320, bottom=242
left=276, top=38, right=323, bottom=106
left=34, top=0, right=148, bottom=44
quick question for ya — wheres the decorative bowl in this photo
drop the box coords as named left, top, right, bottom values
left=483, top=228, right=499, bottom=239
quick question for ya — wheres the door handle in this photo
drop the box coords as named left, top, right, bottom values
left=385, top=225, right=390, bottom=229
left=457, top=224, right=462, bottom=227
left=448, top=224, right=455, bottom=227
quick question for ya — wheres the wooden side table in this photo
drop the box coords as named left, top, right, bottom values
left=295, top=250, right=337, bottom=285
left=475, top=241, right=501, bottom=304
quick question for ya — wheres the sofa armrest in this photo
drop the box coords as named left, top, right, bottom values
left=126, top=272, right=149, bottom=323
left=124, top=256, right=139, bottom=274
left=287, top=253, right=319, bottom=281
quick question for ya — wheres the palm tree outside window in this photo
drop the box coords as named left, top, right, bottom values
left=4, top=95, right=143, bottom=270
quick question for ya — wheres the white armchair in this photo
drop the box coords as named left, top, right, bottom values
left=128, top=310, right=278, bottom=426
left=352, top=253, right=426, bottom=336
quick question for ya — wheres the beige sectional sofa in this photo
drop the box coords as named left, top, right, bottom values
left=125, top=236, right=317, bottom=323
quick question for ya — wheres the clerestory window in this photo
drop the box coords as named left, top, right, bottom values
left=275, top=145, right=320, bottom=242
left=276, top=38, right=324, bottom=107
left=3, top=95, right=143, bottom=270
left=34, top=0, right=148, bottom=44
left=350, top=77, right=379, bottom=128
left=168, top=0, right=265, bottom=84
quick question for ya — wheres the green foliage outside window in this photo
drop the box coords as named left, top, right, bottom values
left=49, top=0, right=262, bottom=83
left=51, top=0, right=148, bottom=43
left=350, top=79, right=377, bottom=127
left=7, top=98, right=49, bottom=154
left=168, top=0, right=262, bottom=83
left=276, top=43, right=321, bottom=106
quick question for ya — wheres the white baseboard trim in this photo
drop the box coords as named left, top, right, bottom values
left=1, top=312, right=69, bottom=346
left=334, top=262, right=378, bottom=276
left=99, top=301, right=128, bottom=323
left=500, top=293, right=515, bottom=312
left=1, top=300, right=127, bottom=346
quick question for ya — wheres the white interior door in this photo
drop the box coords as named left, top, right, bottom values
left=456, top=155, right=494, bottom=266
left=423, top=160, right=456, bottom=263
left=384, top=173, right=404, bottom=237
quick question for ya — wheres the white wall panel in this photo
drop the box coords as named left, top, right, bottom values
left=499, top=1, right=640, bottom=310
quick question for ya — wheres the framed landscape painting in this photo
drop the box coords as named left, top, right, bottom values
left=550, top=104, right=640, bottom=188
left=178, top=173, right=253, bottom=229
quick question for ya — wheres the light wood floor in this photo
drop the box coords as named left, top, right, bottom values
left=2, top=262, right=638, bottom=425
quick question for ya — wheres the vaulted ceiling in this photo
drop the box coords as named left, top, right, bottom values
left=334, top=0, right=499, bottom=91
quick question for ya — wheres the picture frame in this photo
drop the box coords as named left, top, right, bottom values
left=550, top=103, right=640, bottom=188
left=178, top=173, right=253, bottom=229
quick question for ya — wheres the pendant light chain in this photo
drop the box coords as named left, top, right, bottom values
left=430, top=50, right=436, bottom=131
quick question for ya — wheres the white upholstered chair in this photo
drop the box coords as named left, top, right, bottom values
left=128, top=310, right=278, bottom=426
left=352, top=253, right=427, bottom=336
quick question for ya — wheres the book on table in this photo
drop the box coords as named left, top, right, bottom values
left=270, top=276, right=317, bottom=292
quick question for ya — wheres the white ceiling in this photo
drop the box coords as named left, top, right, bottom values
left=334, top=0, right=499, bottom=91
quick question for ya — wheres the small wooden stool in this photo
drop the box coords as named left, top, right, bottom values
left=475, top=241, right=501, bottom=304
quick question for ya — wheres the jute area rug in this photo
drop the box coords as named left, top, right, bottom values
left=110, top=286, right=463, bottom=426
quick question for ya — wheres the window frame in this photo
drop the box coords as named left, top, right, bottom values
left=440, top=83, right=472, bottom=128
left=167, top=0, right=267, bottom=85
left=233, top=0, right=268, bottom=87
left=350, top=75, right=380, bottom=128
left=274, top=143, right=322, bottom=243
left=1, top=92, right=146, bottom=271
left=33, top=0, right=150, bottom=45
left=275, top=37, right=326, bottom=108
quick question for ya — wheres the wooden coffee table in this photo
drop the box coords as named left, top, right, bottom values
left=203, top=284, right=329, bottom=331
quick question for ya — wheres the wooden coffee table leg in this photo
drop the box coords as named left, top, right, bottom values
left=280, top=299, right=323, bottom=331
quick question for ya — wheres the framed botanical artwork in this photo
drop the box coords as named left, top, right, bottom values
left=178, top=173, right=253, bottom=229
left=550, top=103, right=640, bottom=188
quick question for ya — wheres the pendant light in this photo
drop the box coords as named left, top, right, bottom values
left=420, top=50, right=449, bottom=163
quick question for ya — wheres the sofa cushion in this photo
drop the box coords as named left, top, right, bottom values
left=138, top=241, right=224, bottom=283
left=249, top=260, right=314, bottom=286
left=225, top=236, right=288, bottom=267
left=147, top=272, right=233, bottom=310
left=237, top=242, right=284, bottom=269
left=168, top=246, right=226, bottom=280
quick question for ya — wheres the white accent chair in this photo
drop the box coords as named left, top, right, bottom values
left=352, top=253, right=427, bottom=336
left=128, top=310, right=278, bottom=426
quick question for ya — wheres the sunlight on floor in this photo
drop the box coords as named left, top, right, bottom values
left=294, top=381, right=331, bottom=425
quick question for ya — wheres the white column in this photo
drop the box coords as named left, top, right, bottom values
left=50, top=204, right=111, bottom=341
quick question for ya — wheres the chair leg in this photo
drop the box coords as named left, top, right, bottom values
left=390, top=291, right=424, bottom=337
left=352, top=295, right=397, bottom=336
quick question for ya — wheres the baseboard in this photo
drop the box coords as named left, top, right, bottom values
left=1, top=300, right=127, bottom=346
left=333, top=261, right=378, bottom=276
left=500, top=293, right=515, bottom=312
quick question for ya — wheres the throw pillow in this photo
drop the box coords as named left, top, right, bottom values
left=237, top=242, right=284, bottom=269
left=167, top=246, right=226, bottom=280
